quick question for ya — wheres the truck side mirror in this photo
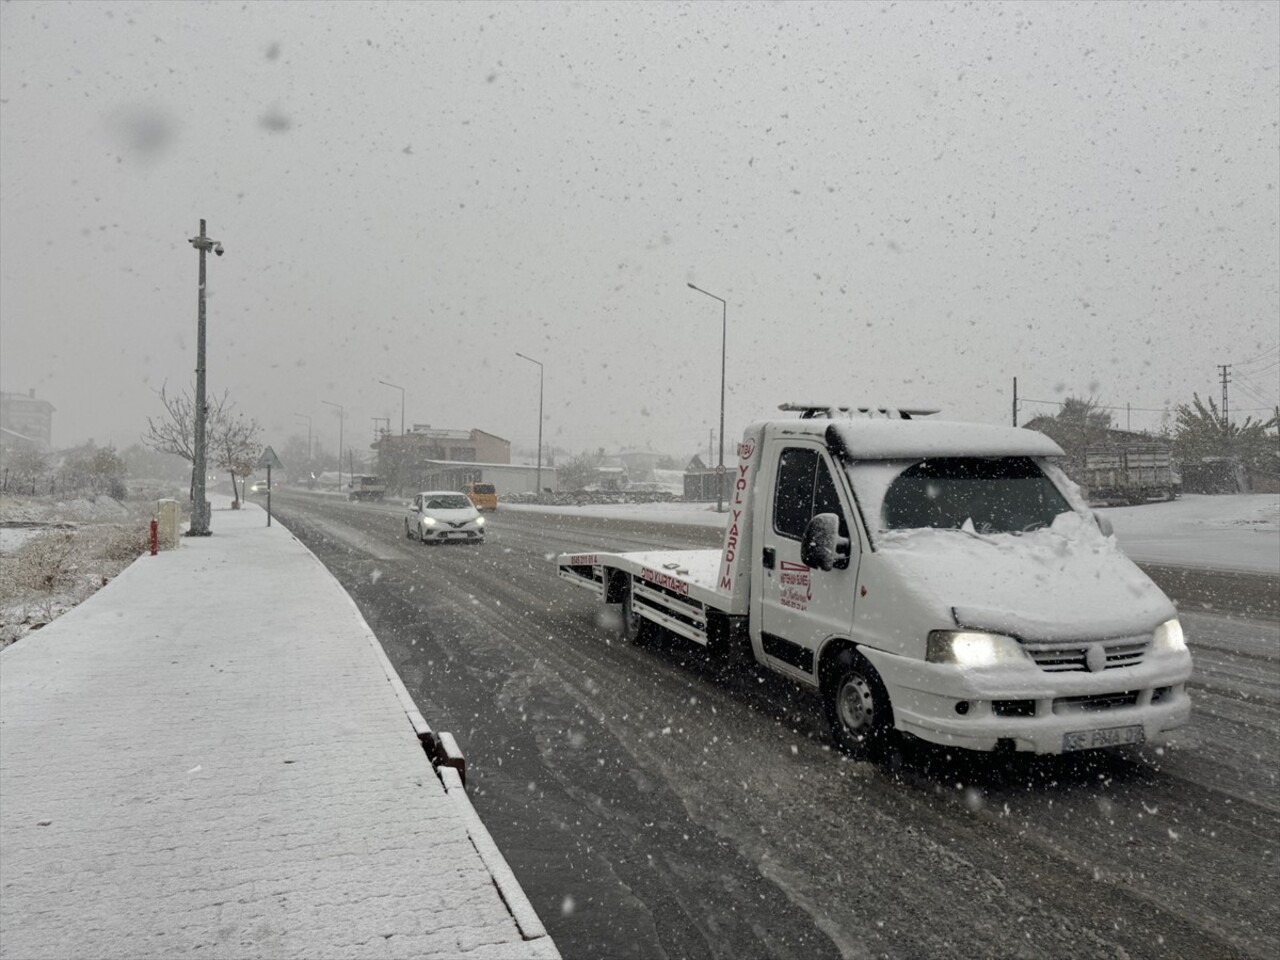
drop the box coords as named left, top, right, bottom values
left=1093, top=511, right=1114, bottom=537
left=801, top=513, right=851, bottom=572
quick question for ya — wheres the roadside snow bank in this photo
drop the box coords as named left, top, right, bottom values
left=504, top=500, right=730, bottom=528
left=1098, top=494, right=1279, bottom=574
left=0, top=495, right=152, bottom=648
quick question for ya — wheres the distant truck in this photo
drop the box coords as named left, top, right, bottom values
left=347, top=475, right=387, bottom=502
left=557, top=404, right=1192, bottom=759
left=1083, top=445, right=1180, bottom=505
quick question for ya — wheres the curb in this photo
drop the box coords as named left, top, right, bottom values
left=285, top=523, right=552, bottom=946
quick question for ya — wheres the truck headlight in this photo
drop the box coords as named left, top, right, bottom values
left=1152, top=618, right=1186, bottom=652
left=422, top=516, right=437, bottom=527
left=926, top=630, right=1028, bottom=667
left=475, top=516, right=485, bottom=526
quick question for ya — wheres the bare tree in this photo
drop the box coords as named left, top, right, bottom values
left=213, top=410, right=263, bottom=505
left=144, top=383, right=229, bottom=462
left=143, top=382, right=252, bottom=503
left=3, top=442, right=48, bottom=494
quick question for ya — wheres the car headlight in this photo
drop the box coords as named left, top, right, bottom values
left=421, top=516, right=437, bottom=527
left=926, top=630, right=1028, bottom=667
left=475, top=516, right=485, bottom=526
left=1152, top=618, right=1186, bottom=652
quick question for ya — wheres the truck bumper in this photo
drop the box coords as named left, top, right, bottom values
left=859, top=646, right=1193, bottom=755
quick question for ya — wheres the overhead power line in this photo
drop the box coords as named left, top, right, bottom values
left=1019, top=397, right=1276, bottom=414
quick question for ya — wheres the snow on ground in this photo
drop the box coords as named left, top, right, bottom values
left=508, top=494, right=1280, bottom=575
left=0, top=495, right=153, bottom=648
left=505, top=500, right=732, bottom=529
left=1097, top=494, right=1279, bottom=574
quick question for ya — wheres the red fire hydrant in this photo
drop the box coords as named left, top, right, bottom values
left=150, top=518, right=159, bottom=556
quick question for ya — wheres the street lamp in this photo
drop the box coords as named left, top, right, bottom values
left=687, top=282, right=727, bottom=513
left=186, top=219, right=224, bottom=535
left=515, top=352, right=544, bottom=497
left=322, top=400, right=344, bottom=491
left=378, top=380, right=405, bottom=435
left=295, top=413, right=312, bottom=467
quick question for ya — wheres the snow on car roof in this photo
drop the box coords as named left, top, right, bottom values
left=821, top=418, right=1064, bottom=459
left=417, top=490, right=469, bottom=497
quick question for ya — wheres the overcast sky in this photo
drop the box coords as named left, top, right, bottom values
left=2, top=0, right=1277, bottom=464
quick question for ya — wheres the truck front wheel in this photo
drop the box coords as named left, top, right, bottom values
left=823, top=649, right=894, bottom=758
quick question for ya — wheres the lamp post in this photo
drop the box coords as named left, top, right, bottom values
left=295, top=413, right=312, bottom=467
left=322, top=400, right=344, bottom=491
left=515, top=352, right=544, bottom=497
left=378, top=380, right=405, bottom=435
left=187, top=219, right=223, bottom=535
left=687, top=282, right=727, bottom=513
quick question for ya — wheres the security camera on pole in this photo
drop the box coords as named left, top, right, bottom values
left=187, top=219, right=223, bottom=536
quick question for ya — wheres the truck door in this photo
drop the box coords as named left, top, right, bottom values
left=754, top=443, right=862, bottom=683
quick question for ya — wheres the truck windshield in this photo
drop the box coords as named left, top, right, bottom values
left=848, top=456, right=1071, bottom=535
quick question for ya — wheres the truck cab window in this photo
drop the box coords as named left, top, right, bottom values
left=774, top=447, right=847, bottom=540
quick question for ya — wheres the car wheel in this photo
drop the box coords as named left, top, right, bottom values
left=823, top=648, right=894, bottom=759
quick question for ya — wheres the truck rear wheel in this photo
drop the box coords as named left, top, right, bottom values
left=620, top=580, right=649, bottom=645
left=823, top=649, right=894, bottom=759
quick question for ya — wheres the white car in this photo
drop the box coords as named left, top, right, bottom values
left=405, top=491, right=486, bottom=544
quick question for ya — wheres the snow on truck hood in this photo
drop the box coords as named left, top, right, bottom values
left=876, top=511, right=1176, bottom=642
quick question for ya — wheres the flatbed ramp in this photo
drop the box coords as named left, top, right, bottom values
left=559, top=549, right=731, bottom=644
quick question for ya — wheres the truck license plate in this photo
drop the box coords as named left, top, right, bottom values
left=1063, top=725, right=1145, bottom=752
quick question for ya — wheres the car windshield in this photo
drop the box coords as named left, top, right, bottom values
left=424, top=495, right=471, bottom=510
left=848, top=456, right=1072, bottom=536
left=473, top=484, right=495, bottom=494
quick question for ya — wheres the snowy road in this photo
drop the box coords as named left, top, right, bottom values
left=271, top=491, right=1278, bottom=960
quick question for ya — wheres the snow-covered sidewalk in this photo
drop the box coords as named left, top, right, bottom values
left=0, top=499, right=558, bottom=960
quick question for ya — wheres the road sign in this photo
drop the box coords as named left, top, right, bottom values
left=256, top=446, right=283, bottom=470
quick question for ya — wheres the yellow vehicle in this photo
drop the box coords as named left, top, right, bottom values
left=464, top=481, right=498, bottom=511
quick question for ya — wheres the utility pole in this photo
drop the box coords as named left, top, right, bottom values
left=295, top=413, right=312, bottom=468
left=187, top=219, right=223, bottom=536
left=323, top=400, right=344, bottom=491
left=516, top=353, right=544, bottom=497
left=378, top=380, right=405, bottom=435
left=1219, top=364, right=1231, bottom=426
left=1012, top=377, right=1018, bottom=427
left=687, top=282, right=728, bottom=513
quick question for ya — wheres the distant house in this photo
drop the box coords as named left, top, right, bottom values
left=412, top=460, right=558, bottom=496
left=0, top=389, right=55, bottom=451
left=375, top=425, right=515, bottom=494
left=388, top=425, right=511, bottom=464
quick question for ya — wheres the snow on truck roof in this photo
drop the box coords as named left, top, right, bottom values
left=765, top=417, right=1064, bottom=460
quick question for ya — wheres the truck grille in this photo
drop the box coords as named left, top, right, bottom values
left=1021, top=636, right=1149, bottom=673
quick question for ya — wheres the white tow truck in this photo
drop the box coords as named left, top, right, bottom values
left=557, top=405, right=1193, bottom=757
